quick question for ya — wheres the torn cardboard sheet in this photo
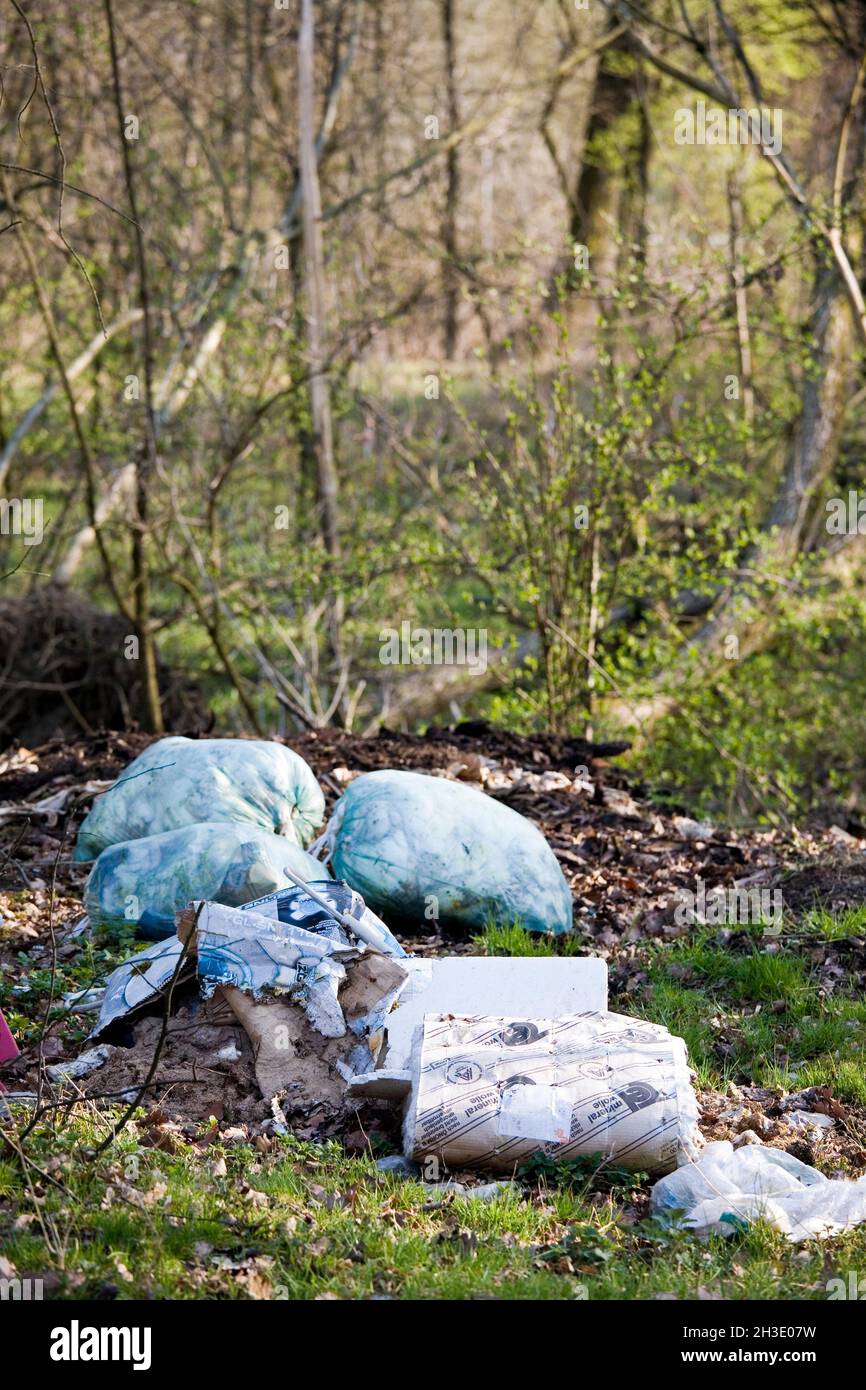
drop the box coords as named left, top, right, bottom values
left=190, top=901, right=408, bottom=1101
left=92, top=935, right=193, bottom=1035
left=221, top=947, right=408, bottom=1102
left=219, top=989, right=346, bottom=1105
left=381, top=957, right=608, bottom=1071
left=92, top=890, right=409, bottom=1104
left=400, top=1012, right=701, bottom=1175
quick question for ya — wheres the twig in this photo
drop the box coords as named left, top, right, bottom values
left=90, top=912, right=198, bottom=1157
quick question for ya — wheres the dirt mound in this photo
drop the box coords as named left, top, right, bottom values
left=0, top=587, right=209, bottom=746
left=290, top=721, right=630, bottom=783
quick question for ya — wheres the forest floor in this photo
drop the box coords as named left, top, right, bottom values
left=2, top=727, right=866, bottom=1300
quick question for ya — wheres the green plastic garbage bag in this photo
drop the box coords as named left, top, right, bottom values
left=74, top=737, right=325, bottom=861
left=84, top=821, right=331, bottom=938
left=324, top=769, right=573, bottom=934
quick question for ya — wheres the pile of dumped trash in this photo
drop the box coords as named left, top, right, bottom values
left=77, top=736, right=573, bottom=939
left=8, top=734, right=866, bottom=1243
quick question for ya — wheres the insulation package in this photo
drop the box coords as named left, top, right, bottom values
left=402, top=1011, right=702, bottom=1175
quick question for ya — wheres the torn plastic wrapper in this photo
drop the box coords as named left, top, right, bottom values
left=46, top=1045, right=116, bottom=1083
left=386, top=1011, right=702, bottom=1175
left=651, top=1139, right=866, bottom=1241
left=241, top=879, right=407, bottom=957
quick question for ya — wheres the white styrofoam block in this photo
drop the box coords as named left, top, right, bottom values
left=346, top=1068, right=412, bottom=1099
left=382, top=956, right=607, bottom=1071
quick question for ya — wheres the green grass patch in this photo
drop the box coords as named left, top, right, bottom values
left=630, top=924, right=866, bottom=1100
left=799, top=905, right=866, bottom=939
left=476, top=922, right=581, bottom=957
left=2, top=1118, right=865, bottom=1300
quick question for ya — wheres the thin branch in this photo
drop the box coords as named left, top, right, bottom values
left=0, top=161, right=140, bottom=225
left=10, top=0, right=105, bottom=332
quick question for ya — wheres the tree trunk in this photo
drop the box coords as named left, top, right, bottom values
left=298, top=0, right=342, bottom=661
left=104, top=0, right=164, bottom=733
left=727, top=169, right=755, bottom=429
left=441, top=0, right=461, bottom=358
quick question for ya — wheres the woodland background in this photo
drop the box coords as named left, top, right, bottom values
left=2, top=0, right=866, bottom=825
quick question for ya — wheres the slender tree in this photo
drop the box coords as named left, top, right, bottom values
left=298, top=0, right=343, bottom=664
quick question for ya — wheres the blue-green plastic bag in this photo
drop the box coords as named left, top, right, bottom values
left=74, top=736, right=325, bottom=861
left=84, top=821, right=331, bottom=938
left=324, top=769, right=573, bottom=934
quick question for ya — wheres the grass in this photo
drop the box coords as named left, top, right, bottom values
left=3, top=1121, right=865, bottom=1301
left=2, top=915, right=866, bottom=1299
left=625, top=918, right=866, bottom=1102
left=799, top=904, right=866, bottom=939
left=476, top=921, right=581, bottom=957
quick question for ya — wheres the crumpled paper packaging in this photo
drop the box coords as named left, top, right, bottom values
left=179, top=901, right=356, bottom=1037
left=91, top=895, right=409, bottom=1105
left=90, top=880, right=404, bottom=1039
left=403, top=1012, right=702, bottom=1175
left=177, top=901, right=409, bottom=1096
